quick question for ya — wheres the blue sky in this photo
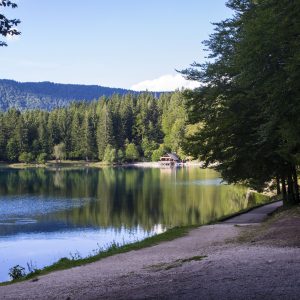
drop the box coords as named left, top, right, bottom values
left=1, top=0, right=232, bottom=91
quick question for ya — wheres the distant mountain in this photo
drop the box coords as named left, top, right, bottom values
left=0, top=79, right=141, bottom=111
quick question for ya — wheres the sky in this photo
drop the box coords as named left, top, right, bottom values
left=1, top=0, right=232, bottom=91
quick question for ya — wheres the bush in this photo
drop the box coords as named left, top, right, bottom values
left=18, top=152, right=34, bottom=164
left=36, top=152, right=47, bottom=164
left=8, top=265, right=26, bottom=280
left=103, top=144, right=117, bottom=163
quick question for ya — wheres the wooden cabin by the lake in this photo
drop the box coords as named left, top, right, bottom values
left=159, top=153, right=180, bottom=165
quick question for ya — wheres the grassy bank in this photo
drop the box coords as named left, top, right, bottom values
left=1, top=160, right=103, bottom=169
left=1, top=160, right=143, bottom=169
left=0, top=225, right=195, bottom=286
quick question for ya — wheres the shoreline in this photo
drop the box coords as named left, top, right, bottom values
left=0, top=160, right=204, bottom=169
left=1, top=201, right=299, bottom=299
left=0, top=200, right=280, bottom=287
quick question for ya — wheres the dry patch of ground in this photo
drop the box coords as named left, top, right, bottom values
left=237, top=205, right=300, bottom=247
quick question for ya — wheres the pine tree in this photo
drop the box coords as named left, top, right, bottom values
left=0, top=114, right=6, bottom=160
left=37, top=113, right=49, bottom=155
left=47, top=111, right=60, bottom=152
left=83, top=111, right=97, bottom=160
left=70, top=110, right=83, bottom=159
left=96, top=103, right=114, bottom=161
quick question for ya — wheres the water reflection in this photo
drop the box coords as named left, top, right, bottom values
left=0, top=166, right=269, bottom=281
left=0, top=167, right=269, bottom=231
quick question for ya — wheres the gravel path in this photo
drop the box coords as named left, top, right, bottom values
left=223, top=201, right=283, bottom=224
left=1, top=201, right=299, bottom=300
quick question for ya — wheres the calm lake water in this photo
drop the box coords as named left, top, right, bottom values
left=0, top=166, right=268, bottom=282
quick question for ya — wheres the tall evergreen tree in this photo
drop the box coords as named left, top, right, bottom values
left=97, top=103, right=114, bottom=161
left=70, top=110, right=84, bottom=159
left=37, top=112, right=49, bottom=155
left=83, top=111, right=97, bottom=160
left=47, top=111, right=60, bottom=152
left=0, top=114, right=6, bottom=160
left=181, top=0, right=300, bottom=204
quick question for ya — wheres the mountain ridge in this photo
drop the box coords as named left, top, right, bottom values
left=0, top=79, right=149, bottom=111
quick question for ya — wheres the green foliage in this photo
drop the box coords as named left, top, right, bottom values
left=18, top=152, right=34, bottom=164
left=36, top=153, right=47, bottom=164
left=125, top=143, right=139, bottom=162
left=0, top=1, right=20, bottom=47
left=83, top=111, right=97, bottom=160
left=151, top=144, right=167, bottom=162
left=117, top=149, right=124, bottom=163
left=6, top=137, right=19, bottom=162
left=103, top=144, right=117, bottom=163
left=53, top=143, right=66, bottom=161
left=97, top=103, right=114, bottom=161
left=161, top=92, right=187, bottom=153
left=70, top=111, right=83, bottom=159
left=8, top=265, right=25, bottom=280
left=141, top=137, right=158, bottom=161
left=181, top=0, right=300, bottom=204
left=0, top=92, right=189, bottom=164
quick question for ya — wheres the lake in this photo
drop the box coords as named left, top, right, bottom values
left=0, top=166, right=268, bottom=282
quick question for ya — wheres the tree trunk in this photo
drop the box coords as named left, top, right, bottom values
left=281, top=175, right=287, bottom=205
left=292, top=166, right=300, bottom=204
left=287, top=171, right=295, bottom=204
left=276, top=175, right=281, bottom=195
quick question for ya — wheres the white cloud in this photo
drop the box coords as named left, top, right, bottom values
left=130, top=74, right=200, bottom=92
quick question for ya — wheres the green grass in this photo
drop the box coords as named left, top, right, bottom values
left=180, top=255, right=206, bottom=263
left=0, top=225, right=196, bottom=286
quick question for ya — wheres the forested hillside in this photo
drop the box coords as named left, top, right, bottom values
left=0, top=92, right=190, bottom=163
left=0, top=79, right=143, bottom=110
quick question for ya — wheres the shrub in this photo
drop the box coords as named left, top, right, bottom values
left=36, top=152, right=47, bottom=164
left=103, top=144, right=117, bottom=163
left=18, top=152, right=35, bottom=164
left=8, top=265, right=26, bottom=280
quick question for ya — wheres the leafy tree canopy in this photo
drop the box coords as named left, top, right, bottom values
left=181, top=0, right=300, bottom=204
left=0, top=0, right=20, bottom=46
